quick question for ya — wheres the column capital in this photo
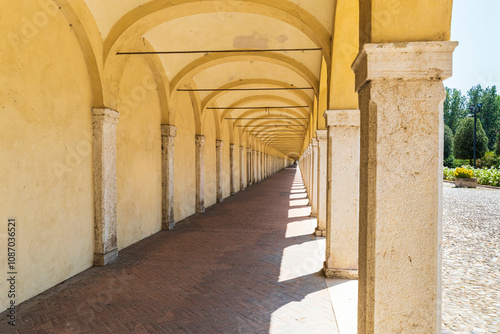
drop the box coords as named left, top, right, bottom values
left=161, top=124, right=177, bottom=137
left=316, top=130, right=327, bottom=140
left=312, top=139, right=318, bottom=147
left=352, top=41, right=458, bottom=92
left=216, top=140, right=224, bottom=148
left=324, top=110, right=360, bottom=127
left=195, top=135, right=206, bottom=145
left=229, top=143, right=235, bottom=150
left=92, top=108, right=119, bottom=124
left=247, top=148, right=252, bottom=153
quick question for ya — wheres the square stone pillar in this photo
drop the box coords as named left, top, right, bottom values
left=216, top=140, right=224, bottom=203
left=323, top=110, right=360, bottom=280
left=161, top=125, right=177, bottom=230
left=229, top=144, right=236, bottom=195
left=247, top=148, right=252, bottom=185
left=253, top=150, right=258, bottom=183
left=195, top=135, right=206, bottom=213
left=240, top=146, right=245, bottom=190
left=315, top=130, right=327, bottom=237
left=352, top=41, right=457, bottom=334
left=258, top=151, right=262, bottom=181
left=310, top=140, right=319, bottom=217
left=92, top=108, right=119, bottom=266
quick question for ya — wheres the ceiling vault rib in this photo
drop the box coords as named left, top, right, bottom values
left=224, top=118, right=307, bottom=120
left=210, top=106, right=309, bottom=110
left=117, top=48, right=322, bottom=55
left=178, top=87, right=314, bottom=92
left=236, top=125, right=306, bottom=127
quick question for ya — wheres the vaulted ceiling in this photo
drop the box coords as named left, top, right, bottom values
left=83, top=0, right=336, bottom=159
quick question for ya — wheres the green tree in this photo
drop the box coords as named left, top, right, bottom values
left=453, top=117, right=489, bottom=162
left=477, top=86, right=500, bottom=150
left=496, top=127, right=500, bottom=155
left=443, top=124, right=454, bottom=167
left=443, top=87, right=467, bottom=134
left=444, top=124, right=453, bottom=159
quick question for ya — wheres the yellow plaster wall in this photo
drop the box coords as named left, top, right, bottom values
left=329, top=0, right=359, bottom=110
left=174, top=94, right=196, bottom=222
left=0, top=1, right=94, bottom=309
left=202, top=112, right=217, bottom=208
left=116, top=57, right=162, bottom=250
left=360, top=0, right=453, bottom=46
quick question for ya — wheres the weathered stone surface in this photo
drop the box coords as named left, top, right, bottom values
left=310, top=139, right=319, bottom=217
left=323, top=110, right=360, bottom=279
left=316, top=130, right=328, bottom=235
left=455, top=177, right=477, bottom=188
left=162, top=124, right=177, bottom=230
left=239, top=146, right=245, bottom=190
left=195, top=135, right=206, bottom=213
left=353, top=41, right=457, bottom=334
left=216, top=140, right=224, bottom=203
left=92, top=108, right=119, bottom=266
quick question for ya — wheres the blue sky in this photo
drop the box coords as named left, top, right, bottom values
left=444, top=0, right=500, bottom=93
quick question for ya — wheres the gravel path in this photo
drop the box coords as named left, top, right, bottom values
left=442, top=183, right=500, bottom=333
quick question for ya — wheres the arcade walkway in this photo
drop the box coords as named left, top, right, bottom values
left=1, top=167, right=356, bottom=334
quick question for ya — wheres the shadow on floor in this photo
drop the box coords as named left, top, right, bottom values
left=0, top=167, right=340, bottom=333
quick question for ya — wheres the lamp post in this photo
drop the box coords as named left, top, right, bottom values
left=468, top=103, right=482, bottom=168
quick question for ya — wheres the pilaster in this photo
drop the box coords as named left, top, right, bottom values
left=161, top=125, right=177, bottom=230
left=240, top=146, right=245, bottom=190
left=195, top=135, right=206, bottom=212
left=92, top=108, right=119, bottom=266
left=230, top=144, right=236, bottom=195
left=216, top=140, right=224, bottom=203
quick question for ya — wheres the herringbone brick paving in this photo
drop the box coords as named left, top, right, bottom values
left=0, top=166, right=339, bottom=333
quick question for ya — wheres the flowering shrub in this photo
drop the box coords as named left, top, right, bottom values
left=443, top=166, right=500, bottom=187
left=454, top=167, right=474, bottom=179
left=473, top=167, right=500, bottom=187
left=443, top=167, right=455, bottom=180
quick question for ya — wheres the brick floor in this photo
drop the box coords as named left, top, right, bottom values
left=0, top=166, right=339, bottom=333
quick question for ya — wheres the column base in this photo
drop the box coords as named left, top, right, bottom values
left=323, top=262, right=358, bottom=279
left=94, top=248, right=118, bottom=266
left=314, top=228, right=326, bottom=237
left=162, top=221, right=176, bottom=231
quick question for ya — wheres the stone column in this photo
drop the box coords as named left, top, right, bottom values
left=216, top=140, right=224, bottom=203
left=240, top=146, right=245, bottom=190
left=310, top=139, right=319, bottom=217
left=352, top=41, right=457, bottom=333
left=315, top=130, right=327, bottom=237
left=229, top=144, right=236, bottom=195
left=195, top=135, right=206, bottom=213
left=247, top=148, right=252, bottom=185
left=161, top=125, right=177, bottom=230
left=92, top=108, right=119, bottom=266
left=323, top=110, right=360, bottom=279
left=253, top=150, right=258, bottom=183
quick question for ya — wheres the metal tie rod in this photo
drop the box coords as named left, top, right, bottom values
left=117, top=48, right=322, bottom=55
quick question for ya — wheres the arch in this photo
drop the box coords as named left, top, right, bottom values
left=186, top=80, right=203, bottom=134
left=53, top=0, right=104, bottom=106
left=103, top=38, right=172, bottom=122
left=104, top=0, right=330, bottom=60
left=172, top=52, right=319, bottom=95
left=201, top=79, right=313, bottom=112
left=220, top=95, right=311, bottom=120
